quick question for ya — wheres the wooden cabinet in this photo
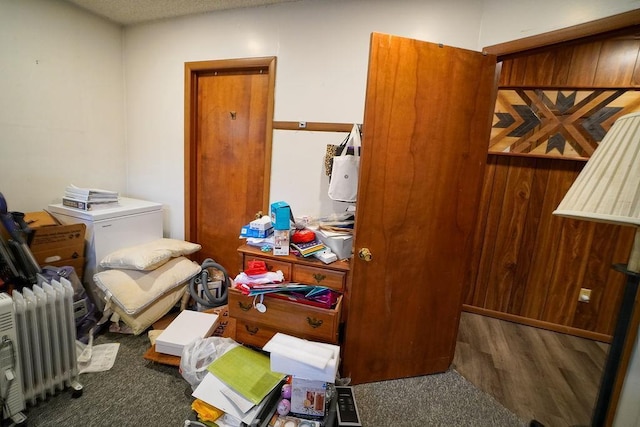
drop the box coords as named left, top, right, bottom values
left=228, top=244, right=351, bottom=348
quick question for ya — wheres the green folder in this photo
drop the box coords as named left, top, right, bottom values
left=207, top=345, right=285, bottom=405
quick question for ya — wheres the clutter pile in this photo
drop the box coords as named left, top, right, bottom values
left=238, top=201, right=354, bottom=264
left=183, top=332, right=343, bottom=426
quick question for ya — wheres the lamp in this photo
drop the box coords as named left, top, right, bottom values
left=553, top=111, right=640, bottom=426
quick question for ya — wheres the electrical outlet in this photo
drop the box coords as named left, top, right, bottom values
left=579, top=288, right=592, bottom=303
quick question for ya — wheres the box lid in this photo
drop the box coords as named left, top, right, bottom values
left=47, top=197, right=162, bottom=221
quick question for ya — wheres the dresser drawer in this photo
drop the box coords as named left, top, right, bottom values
left=292, top=264, right=346, bottom=291
left=235, top=319, right=279, bottom=348
left=229, top=288, right=341, bottom=344
left=243, top=255, right=292, bottom=280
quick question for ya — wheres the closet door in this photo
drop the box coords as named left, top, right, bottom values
left=341, top=33, right=498, bottom=384
left=185, top=58, right=276, bottom=275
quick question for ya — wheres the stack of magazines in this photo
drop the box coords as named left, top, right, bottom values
left=62, top=184, right=119, bottom=210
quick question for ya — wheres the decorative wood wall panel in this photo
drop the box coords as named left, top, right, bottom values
left=466, top=31, right=640, bottom=340
left=489, top=89, right=640, bottom=158
left=464, top=156, right=635, bottom=337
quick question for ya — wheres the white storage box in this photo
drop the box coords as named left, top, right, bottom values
left=155, top=310, right=219, bottom=356
left=264, top=333, right=339, bottom=383
left=316, top=229, right=353, bottom=260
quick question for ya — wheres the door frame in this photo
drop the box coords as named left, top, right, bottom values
left=483, top=9, right=640, bottom=426
left=184, top=57, right=276, bottom=241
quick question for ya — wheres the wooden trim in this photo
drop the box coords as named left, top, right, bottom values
left=263, top=58, right=276, bottom=215
left=488, top=151, right=589, bottom=162
left=462, top=304, right=613, bottom=343
left=184, top=62, right=197, bottom=242
left=273, top=121, right=355, bottom=132
left=183, top=57, right=276, bottom=240
left=483, top=9, right=640, bottom=58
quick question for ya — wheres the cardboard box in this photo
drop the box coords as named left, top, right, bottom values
left=273, top=229, right=290, bottom=256
left=290, top=378, right=327, bottom=419
left=270, top=201, right=291, bottom=230
left=25, top=211, right=86, bottom=277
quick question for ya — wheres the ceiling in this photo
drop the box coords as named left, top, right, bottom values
left=63, top=0, right=302, bottom=25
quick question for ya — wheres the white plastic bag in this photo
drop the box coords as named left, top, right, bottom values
left=179, top=336, right=238, bottom=390
left=328, top=124, right=361, bottom=202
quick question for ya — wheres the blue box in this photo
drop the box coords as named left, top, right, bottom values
left=240, top=225, right=274, bottom=239
left=270, top=201, right=291, bottom=230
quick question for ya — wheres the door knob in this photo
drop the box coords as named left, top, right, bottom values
left=358, top=248, right=372, bottom=262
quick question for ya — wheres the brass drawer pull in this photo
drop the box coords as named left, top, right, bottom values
left=238, top=301, right=252, bottom=311
left=313, top=273, right=326, bottom=284
left=245, top=325, right=259, bottom=335
left=307, top=317, right=323, bottom=328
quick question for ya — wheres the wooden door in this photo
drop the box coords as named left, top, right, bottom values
left=341, top=33, right=498, bottom=384
left=185, top=58, right=275, bottom=275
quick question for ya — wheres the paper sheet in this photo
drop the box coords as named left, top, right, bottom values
left=77, top=343, right=120, bottom=374
left=207, top=345, right=284, bottom=405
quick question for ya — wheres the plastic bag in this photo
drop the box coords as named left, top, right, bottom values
left=179, top=336, right=238, bottom=390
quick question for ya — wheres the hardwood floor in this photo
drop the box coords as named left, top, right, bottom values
left=453, top=312, right=609, bottom=427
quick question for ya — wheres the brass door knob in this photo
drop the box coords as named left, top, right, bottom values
left=358, top=248, right=372, bottom=262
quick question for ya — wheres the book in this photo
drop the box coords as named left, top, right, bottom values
left=64, top=184, right=119, bottom=202
left=62, top=197, right=119, bottom=211
left=290, top=239, right=327, bottom=257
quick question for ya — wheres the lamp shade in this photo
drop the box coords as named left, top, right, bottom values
left=553, top=112, right=640, bottom=226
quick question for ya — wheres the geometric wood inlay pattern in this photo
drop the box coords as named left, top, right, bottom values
left=489, top=89, right=640, bottom=159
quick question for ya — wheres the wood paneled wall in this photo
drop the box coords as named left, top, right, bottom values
left=497, top=27, right=640, bottom=88
left=463, top=29, right=640, bottom=341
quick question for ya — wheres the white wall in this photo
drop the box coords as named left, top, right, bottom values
left=2, top=0, right=640, bottom=423
left=123, top=0, right=486, bottom=238
left=122, top=0, right=639, bottom=239
left=0, top=0, right=125, bottom=212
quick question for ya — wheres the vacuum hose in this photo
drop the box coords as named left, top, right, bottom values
left=188, top=259, right=230, bottom=308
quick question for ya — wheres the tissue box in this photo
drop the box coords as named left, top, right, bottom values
left=240, top=225, right=274, bottom=239
left=249, top=215, right=273, bottom=231
left=270, top=201, right=291, bottom=230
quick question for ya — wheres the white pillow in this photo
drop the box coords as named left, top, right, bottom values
left=94, top=256, right=201, bottom=315
left=111, top=286, right=188, bottom=335
left=100, top=238, right=202, bottom=271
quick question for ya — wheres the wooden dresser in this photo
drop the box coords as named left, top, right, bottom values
left=229, top=244, right=351, bottom=348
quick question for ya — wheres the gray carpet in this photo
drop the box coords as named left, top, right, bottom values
left=21, top=332, right=527, bottom=427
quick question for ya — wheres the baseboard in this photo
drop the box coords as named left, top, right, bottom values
left=462, top=304, right=612, bottom=343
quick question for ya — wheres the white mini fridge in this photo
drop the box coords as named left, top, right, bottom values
left=48, top=197, right=164, bottom=310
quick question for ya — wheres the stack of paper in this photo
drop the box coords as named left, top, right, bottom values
left=155, top=310, right=219, bottom=356
left=62, top=184, right=120, bottom=210
left=192, top=345, right=286, bottom=425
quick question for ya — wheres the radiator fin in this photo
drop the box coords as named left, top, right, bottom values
left=10, top=278, right=82, bottom=411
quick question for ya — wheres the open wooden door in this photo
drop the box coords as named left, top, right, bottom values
left=341, top=33, right=498, bottom=384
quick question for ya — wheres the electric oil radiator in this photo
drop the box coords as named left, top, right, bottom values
left=0, top=277, right=83, bottom=424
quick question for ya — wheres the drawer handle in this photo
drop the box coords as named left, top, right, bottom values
left=313, top=273, right=326, bottom=284
left=245, top=325, right=259, bottom=335
left=238, top=301, right=252, bottom=312
left=307, top=317, right=323, bottom=328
